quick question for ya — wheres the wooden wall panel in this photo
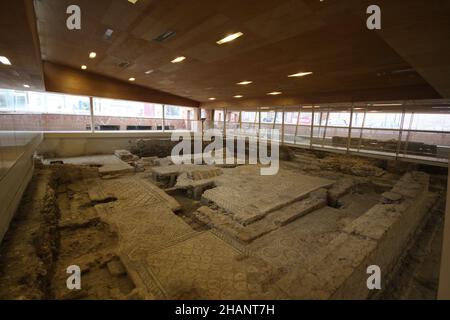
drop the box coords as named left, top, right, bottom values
left=43, top=61, right=199, bottom=107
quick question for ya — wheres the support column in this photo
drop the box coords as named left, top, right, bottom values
left=294, top=106, right=301, bottom=145
left=310, top=107, right=315, bottom=149
left=438, top=162, right=450, bottom=299
left=322, top=110, right=330, bottom=148
left=223, top=107, right=227, bottom=137
left=357, top=109, right=367, bottom=152
left=346, top=104, right=354, bottom=153
left=395, top=104, right=406, bottom=159
left=89, top=96, right=95, bottom=133
left=281, top=108, right=285, bottom=145
left=162, top=104, right=166, bottom=132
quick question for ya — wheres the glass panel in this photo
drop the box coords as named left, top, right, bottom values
left=93, top=98, right=163, bottom=131
left=0, top=89, right=89, bottom=131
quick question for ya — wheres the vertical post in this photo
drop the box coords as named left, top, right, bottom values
left=258, top=108, right=262, bottom=133
left=358, top=109, right=367, bottom=152
left=281, top=108, right=285, bottom=145
left=395, top=104, right=406, bottom=159
left=403, top=112, right=415, bottom=156
left=310, top=107, right=315, bottom=149
left=162, top=104, right=166, bottom=132
left=239, top=111, right=242, bottom=130
left=347, top=103, right=354, bottom=153
left=89, top=96, right=95, bottom=133
left=438, top=161, right=450, bottom=299
left=322, top=110, right=330, bottom=148
left=223, top=107, right=227, bottom=137
left=294, top=106, right=301, bottom=144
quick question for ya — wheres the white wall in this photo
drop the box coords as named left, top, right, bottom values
left=0, top=132, right=42, bottom=242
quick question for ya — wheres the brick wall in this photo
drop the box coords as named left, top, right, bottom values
left=0, top=113, right=191, bottom=131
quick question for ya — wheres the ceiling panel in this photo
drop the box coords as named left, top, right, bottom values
left=33, top=0, right=443, bottom=104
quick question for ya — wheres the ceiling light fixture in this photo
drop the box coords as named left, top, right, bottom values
left=128, top=0, right=138, bottom=4
left=288, top=72, right=313, bottom=77
left=234, top=95, right=243, bottom=98
left=81, top=65, right=87, bottom=70
left=267, top=92, right=282, bottom=96
left=237, top=81, right=253, bottom=85
left=89, top=52, right=97, bottom=59
left=0, top=56, right=12, bottom=65
left=171, top=56, right=186, bottom=63
left=216, top=32, right=244, bottom=45
left=129, top=77, right=136, bottom=81
left=209, top=98, right=216, bottom=101
left=145, top=69, right=154, bottom=74
left=372, top=103, right=403, bottom=107
left=103, top=28, right=114, bottom=40
left=23, top=84, right=30, bottom=88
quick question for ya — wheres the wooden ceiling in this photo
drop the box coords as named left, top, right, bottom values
left=0, top=0, right=44, bottom=91
left=2, top=0, right=449, bottom=107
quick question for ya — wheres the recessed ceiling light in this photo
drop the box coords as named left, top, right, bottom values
left=209, top=98, right=216, bottom=101
left=145, top=69, right=154, bottom=74
left=0, top=56, right=12, bottom=65
left=81, top=65, right=87, bottom=70
left=237, top=81, right=253, bottom=85
left=128, top=0, right=138, bottom=4
left=23, top=84, right=30, bottom=88
left=103, top=28, right=114, bottom=40
left=128, top=77, right=136, bottom=81
left=267, top=92, right=282, bottom=95
left=171, top=56, right=186, bottom=63
left=234, top=95, right=243, bottom=98
left=216, top=32, right=244, bottom=45
left=89, top=52, right=97, bottom=59
left=288, top=71, right=313, bottom=77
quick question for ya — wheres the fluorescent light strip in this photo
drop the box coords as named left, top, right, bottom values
left=217, top=32, right=243, bottom=45
left=171, top=56, right=186, bottom=63
left=237, top=81, right=252, bottom=85
left=267, top=92, right=282, bottom=96
left=0, top=56, right=12, bottom=65
left=288, top=72, right=313, bottom=77
left=372, top=103, right=403, bottom=107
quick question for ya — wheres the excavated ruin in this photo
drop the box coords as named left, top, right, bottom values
left=0, top=147, right=446, bottom=300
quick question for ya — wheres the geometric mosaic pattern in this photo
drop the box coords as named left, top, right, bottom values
left=144, top=231, right=288, bottom=299
left=86, top=175, right=292, bottom=299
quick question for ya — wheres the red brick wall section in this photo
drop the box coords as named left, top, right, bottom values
left=0, top=113, right=189, bottom=131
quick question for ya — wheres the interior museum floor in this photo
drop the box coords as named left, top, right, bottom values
left=0, top=146, right=446, bottom=300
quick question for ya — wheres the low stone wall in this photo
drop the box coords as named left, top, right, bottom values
left=277, top=171, right=434, bottom=299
